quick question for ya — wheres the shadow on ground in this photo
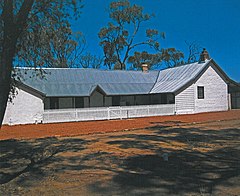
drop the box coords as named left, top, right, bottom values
left=0, top=122, right=239, bottom=195
left=0, top=137, right=87, bottom=186
left=89, top=124, right=240, bottom=195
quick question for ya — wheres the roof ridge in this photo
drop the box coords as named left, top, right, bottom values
left=150, top=59, right=212, bottom=94
left=14, top=67, right=159, bottom=73
left=160, top=61, right=199, bottom=72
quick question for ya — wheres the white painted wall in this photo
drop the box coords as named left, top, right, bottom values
left=194, top=65, right=228, bottom=113
left=175, top=84, right=195, bottom=114
left=3, top=87, right=44, bottom=125
left=175, top=65, right=228, bottom=114
left=175, top=64, right=228, bottom=114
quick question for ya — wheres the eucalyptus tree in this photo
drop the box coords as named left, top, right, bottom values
left=185, top=41, right=202, bottom=64
left=127, top=51, right=162, bottom=70
left=77, top=52, right=103, bottom=69
left=161, top=48, right=184, bottom=68
left=98, top=0, right=164, bottom=70
left=0, top=0, right=83, bottom=127
left=127, top=48, right=184, bottom=70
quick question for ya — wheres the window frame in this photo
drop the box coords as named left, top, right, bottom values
left=197, top=86, right=205, bottom=99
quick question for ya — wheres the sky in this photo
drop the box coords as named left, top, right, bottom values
left=72, top=0, right=240, bottom=82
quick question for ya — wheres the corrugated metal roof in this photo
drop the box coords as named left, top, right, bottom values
left=99, top=83, right=155, bottom=95
left=150, top=60, right=210, bottom=93
left=17, top=60, right=210, bottom=96
left=19, top=68, right=159, bottom=96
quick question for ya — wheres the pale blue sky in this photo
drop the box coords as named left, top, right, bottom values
left=72, top=0, right=240, bottom=82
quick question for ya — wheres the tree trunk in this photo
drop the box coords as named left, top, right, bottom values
left=0, top=1, right=15, bottom=127
left=0, top=44, right=15, bottom=127
left=0, top=25, right=16, bottom=127
left=0, top=0, right=34, bottom=127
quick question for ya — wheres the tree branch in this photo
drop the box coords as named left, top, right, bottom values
left=15, top=0, right=34, bottom=35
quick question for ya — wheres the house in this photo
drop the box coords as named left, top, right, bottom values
left=228, top=82, right=240, bottom=109
left=3, top=49, right=240, bottom=125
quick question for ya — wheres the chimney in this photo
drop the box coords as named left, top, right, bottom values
left=141, top=63, right=148, bottom=72
left=199, top=48, right=210, bottom=62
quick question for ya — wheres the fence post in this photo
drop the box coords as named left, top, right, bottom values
left=107, top=107, right=110, bottom=120
left=120, top=107, right=122, bottom=120
left=49, top=110, right=51, bottom=122
left=75, top=109, right=78, bottom=121
left=147, top=105, right=150, bottom=116
left=47, top=111, right=50, bottom=123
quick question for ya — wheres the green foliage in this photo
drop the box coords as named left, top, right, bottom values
left=0, top=0, right=84, bottom=126
left=0, top=0, right=83, bottom=69
left=128, top=51, right=162, bottom=70
left=161, top=48, right=184, bottom=68
left=98, top=0, right=164, bottom=70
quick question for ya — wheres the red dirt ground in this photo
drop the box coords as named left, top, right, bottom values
left=1, top=110, right=240, bottom=140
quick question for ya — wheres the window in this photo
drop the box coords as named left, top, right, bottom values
left=75, top=97, right=84, bottom=108
left=161, top=94, right=167, bottom=104
left=150, top=94, right=161, bottom=104
left=50, top=97, right=59, bottom=109
left=59, top=98, right=74, bottom=109
left=167, top=94, right=175, bottom=104
left=136, top=95, right=150, bottom=105
left=197, top=86, right=204, bottom=99
left=44, top=98, right=51, bottom=109
left=112, top=96, right=120, bottom=106
left=120, top=96, right=134, bottom=106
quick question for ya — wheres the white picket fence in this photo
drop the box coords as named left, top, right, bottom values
left=43, top=104, right=175, bottom=123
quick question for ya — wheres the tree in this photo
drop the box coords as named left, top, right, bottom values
left=185, top=41, right=202, bottom=64
left=16, top=30, right=86, bottom=68
left=161, top=48, right=184, bottom=68
left=98, top=0, right=164, bottom=70
left=128, top=51, right=162, bottom=70
left=76, top=52, right=103, bottom=69
left=0, top=0, right=83, bottom=127
left=53, top=31, right=86, bottom=68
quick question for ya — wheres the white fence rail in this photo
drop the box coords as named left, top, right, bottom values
left=43, top=104, right=175, bottom=123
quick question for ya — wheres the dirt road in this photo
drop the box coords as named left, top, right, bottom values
left=1, top=110, right=240, bottom=140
